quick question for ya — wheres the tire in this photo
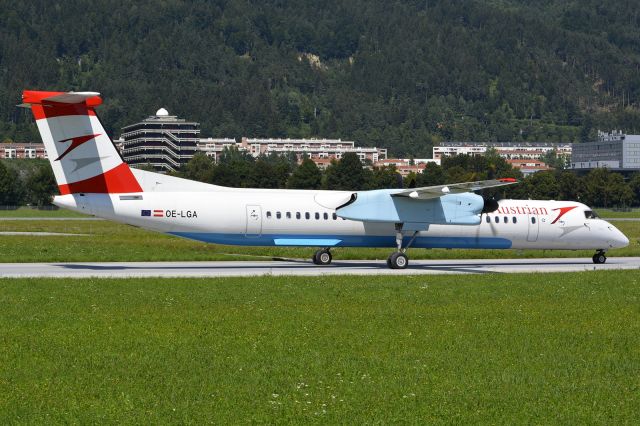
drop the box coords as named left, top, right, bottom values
left=388, top=252, right=409, bottom=269
left=593, top=253, right=606, bottom=264
left=313, top=249, right=332, bottom=265
left=317, top=249, right=332, bottom=265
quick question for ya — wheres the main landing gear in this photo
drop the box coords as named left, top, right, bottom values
left=387, top=225, right=419, bottom=269
left=592, top=250, right=607, bottom=264
left=312, top=248, right=332, bottom=265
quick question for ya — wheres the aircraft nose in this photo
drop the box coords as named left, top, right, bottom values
left=607, top=224, right=629, bottom=248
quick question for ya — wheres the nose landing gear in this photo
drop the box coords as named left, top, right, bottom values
left=592, top=250, right=607, bottom=264
left=312, top=248, right=332, bottom=265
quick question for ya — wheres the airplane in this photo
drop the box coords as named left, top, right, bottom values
left=20, top=90, right=629, bottom=269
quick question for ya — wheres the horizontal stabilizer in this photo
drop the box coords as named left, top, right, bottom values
left=22, top=90, right=102, bottom=106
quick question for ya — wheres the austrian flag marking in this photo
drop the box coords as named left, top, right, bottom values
left=153, top=210, right=164, bottom=217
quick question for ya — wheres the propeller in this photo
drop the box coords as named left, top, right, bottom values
left=481, top=197, right=499, bottom=214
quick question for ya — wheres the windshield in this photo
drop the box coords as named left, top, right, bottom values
left=584, top=210, right=599, bottom=219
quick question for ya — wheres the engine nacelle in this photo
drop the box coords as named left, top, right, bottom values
left=337, top=189, right=483, bottom=226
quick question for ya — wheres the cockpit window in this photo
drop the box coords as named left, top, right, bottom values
left=584, top=210, right=599, bottom=219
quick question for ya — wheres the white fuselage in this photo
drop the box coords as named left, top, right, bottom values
left=53, top=186, right=629, bottom=252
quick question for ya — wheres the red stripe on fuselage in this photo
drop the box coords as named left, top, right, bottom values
left=58, top=163, right=143, bottom=195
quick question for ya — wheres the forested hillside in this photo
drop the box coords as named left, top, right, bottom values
left=1, top=0, right=639, bottom=156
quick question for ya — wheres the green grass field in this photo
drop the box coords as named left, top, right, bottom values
left=1, top=272, right=639, bottom=423
left=0, top=207, right=89, bottom=218
left=0, top=217, right=639, bottom=262
left=596, top=208, right=640, bottom=219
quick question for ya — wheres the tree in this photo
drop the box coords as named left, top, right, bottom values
left=181, top=153, right=215, bottom=183
left=25, top=163, right=56, bottom=207
left=323, top=152, right=366, bottom=190
left=416, top=162, right=445, bottom=186
left=287, top=157, right=322, bottom=189
left=0, top=161, right=22, bottom=206
left=368, top=165, right=401, bottom=189
left=212, top=146, right=256, bottom=187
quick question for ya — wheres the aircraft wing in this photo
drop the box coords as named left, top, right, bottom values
left=390, top=178, right=518, bottom=200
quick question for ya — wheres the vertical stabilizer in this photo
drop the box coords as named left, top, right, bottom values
left=22, top=90, right=142, bottom=194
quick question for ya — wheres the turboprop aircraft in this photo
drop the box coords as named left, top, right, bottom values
left=21, top=90, right=629, bottom=269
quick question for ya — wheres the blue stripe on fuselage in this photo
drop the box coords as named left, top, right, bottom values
left=168, top=232, right=513, bottom=249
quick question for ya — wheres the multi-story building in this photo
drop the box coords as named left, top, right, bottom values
left=236, top=137, right=387, bottom=163
left=120, top=108, right=199, bottom=172
left=0, top=143, right=47, bottom=159
left=373, top=158, right=441, bottom=177
left=506, top=159, right=550, bottom=176
left=197, top=138, right=238, bottom=162
left=571, top=130, right=640, bottom=171
left=433, top=142, right=572, bottom=161
left=194, top=137, right=387, bottom=165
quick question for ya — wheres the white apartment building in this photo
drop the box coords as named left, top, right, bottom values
left=196, top=137, right=387, bottom=164
left=433, top=142, right=572, bottom=161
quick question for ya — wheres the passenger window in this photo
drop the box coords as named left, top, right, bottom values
left=276, top=212, right=281, bottom=219
left=494, top=216, right=499, bottom=224
left=531, top=217, right=536, bottom=224
left=512, top=217, right=517, bottom=224
left=485, top=216, right=490, bottom=223
left=305, top=212, right=310, bottom=219
left=332, top=213, right=337, bottom=220
left=286, top=212, right=291, bottom=219
left=266, top=211, right=271, bottom=219
left=315, top=212, right=320, bottom=220
left=323, top=212, right=328, bottom=220
left=503, top=216, right=508, bottom=223
left=296, top=212, right=301, bottom=219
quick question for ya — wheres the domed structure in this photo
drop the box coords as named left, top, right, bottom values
left=156, top=108, right=169, bottom=116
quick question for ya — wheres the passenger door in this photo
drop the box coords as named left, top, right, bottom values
left=245, top=205, right=262, bottom=237
left=527, top=213, right=539, bottom=242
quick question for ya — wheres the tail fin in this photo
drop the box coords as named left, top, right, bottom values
left=22, top=90, right=142, bottom=194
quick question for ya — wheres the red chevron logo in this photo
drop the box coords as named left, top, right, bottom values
left=55, top=133, right=101, bottom=161
left=551, top=206, right=578, bottom=224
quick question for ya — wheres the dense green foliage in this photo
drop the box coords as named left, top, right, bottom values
left=1, top=273, right=639, bottom=423
left=2, top=0, right=640, bottom=155
left=2, top=154, right=640, bottom=208
left=0, top=159, right=56, bottom=206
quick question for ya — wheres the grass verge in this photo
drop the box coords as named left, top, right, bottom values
left=0, top=272, right=639, bottom=423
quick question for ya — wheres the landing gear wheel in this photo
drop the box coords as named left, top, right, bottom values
left=592, top=252, right=607, bottom=264
left=388, top=252, right=409, bottom=269
left=312, top=248, right=332, bottom=265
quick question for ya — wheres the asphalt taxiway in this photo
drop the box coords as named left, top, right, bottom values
left=1, top=257, right=639, bottom=278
